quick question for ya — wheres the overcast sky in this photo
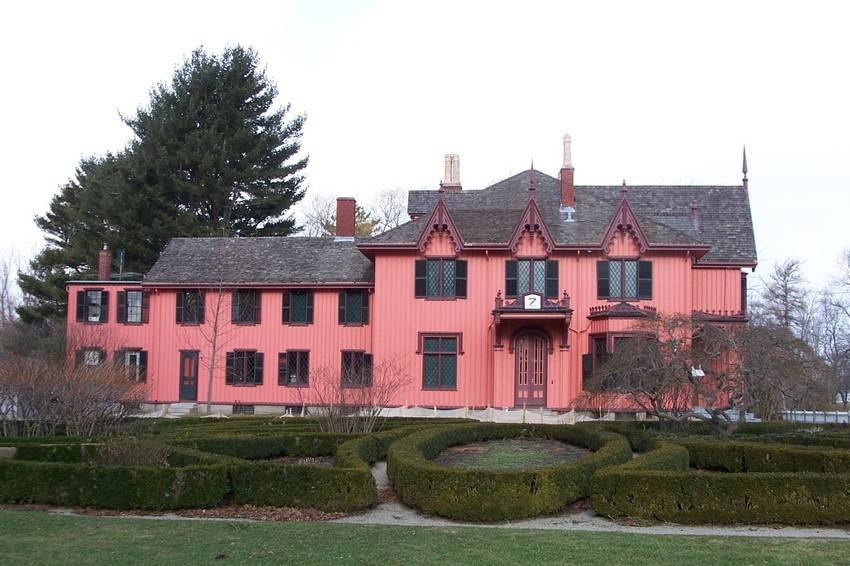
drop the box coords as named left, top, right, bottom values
left=1, top=0, right=847, bottom=291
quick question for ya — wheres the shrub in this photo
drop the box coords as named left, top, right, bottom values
left=171, top=433, right=357, bottom=460
left=0, top=460, right=229, bottom=510
left=387, top=423, right=631, bottom=522
left=679, top=438, right=850, bottom=474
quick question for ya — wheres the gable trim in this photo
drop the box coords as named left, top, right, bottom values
left=415, top=196, right=463, bottom=253
left=508, top=198, right=556, bottom=254
left=600, top=194, right=650, bottom=254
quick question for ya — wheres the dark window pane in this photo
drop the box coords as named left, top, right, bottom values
left=423, top=337, right=439, bottom=352
left=345, top=291, right=363, bottom=324
left=624, top=261, right=638, bottom=298
left=609, top=262, right=622, bottom=298
left=126, top=291, right=143, bottom=323
left=423, top=354, right=439, bottom=387
left=291, top=291, right=308, bottom=322
left=440, top=337, right=456, bottom=353
left=533, top=260, right=546, bottom=293
left=442, top=260, right=456, bottom=297
left=441, top=355, right=456, bottom=387
left=426, top=260, right=440, bottom=297
left=597, top=261, right=610, bottom=298
left=505, top=260, right=518, bottom=297
left=517, top=260, right=530, bottom=295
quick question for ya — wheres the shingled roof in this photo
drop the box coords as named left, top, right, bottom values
left=368, top=169, right=756, bottom=265
left=144, top=237, right=374, bottom=285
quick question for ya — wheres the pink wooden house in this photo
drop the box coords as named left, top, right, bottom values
left=65, top=136, right=756, bottom=414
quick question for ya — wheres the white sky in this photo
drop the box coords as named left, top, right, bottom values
left=1, top=0, right=848, bottom=290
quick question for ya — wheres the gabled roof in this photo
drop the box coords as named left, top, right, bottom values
left=145, top=237, right=374, bottom=285
left=386, top=169, right=756, bottom=265
left=416, top=193, right=464, bottom=252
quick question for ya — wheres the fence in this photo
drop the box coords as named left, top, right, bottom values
left=782, top=410, right=850, bottom=424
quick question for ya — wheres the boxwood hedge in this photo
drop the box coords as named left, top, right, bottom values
left=387, top=423, right=631, bottom=522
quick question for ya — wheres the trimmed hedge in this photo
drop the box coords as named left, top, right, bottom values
left=0, top=460, right=229, bottom=510
left=387, top=423, right=631, bottom=522
left=170, top=433, right=357, bottom=460
left=678, top=438, right=850, bottom=474
left=591, top=468, right=850, bottom=525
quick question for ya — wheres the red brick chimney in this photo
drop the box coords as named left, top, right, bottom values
left=560, top=134, right=575, bottom=208
left=97, top=244, right=112, bottom=281
left=335, top=197, right=356, bottom=240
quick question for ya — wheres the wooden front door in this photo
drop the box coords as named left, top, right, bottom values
left=515, top=332, right=547, bottom=407
left=179, top=351, right=199, bottom=401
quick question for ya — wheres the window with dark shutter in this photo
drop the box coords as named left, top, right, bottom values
left=79, top=290, right=108, bottom=323
left=225, top=350, right=263, bottom=386
left=75, top=290, right=86, bottom=322
left=117, top=291, right=127, bottom=322
left=415, top=259, right=466, bottom=299
left=341, top=351, right=372, bottom=387
left=118, top=290, right=144, bottom=323
left=582, top=354, right=593, bottom=380
left=339, top=290, right=368, bottom=324
left=77, top=348, right=104, bottom=367
left=232, top=290, right=260, bottom=324
left=177, top=290, right=204, bottom=324
left=421, top=335, right=458, bottom=389
left=279, top=351, right=309, bottom=386
left=597, top=260, right=652, bottom=300
left=507, top=260, right=552, bottom=298
left=740, top=272, right=748, bottom=314
left=114, top=348, right=147, bottom=382
left=283, top=290, right=313, bottom=324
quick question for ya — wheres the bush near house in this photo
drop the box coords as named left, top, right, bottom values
left=387, top=423, right=631, bottom=522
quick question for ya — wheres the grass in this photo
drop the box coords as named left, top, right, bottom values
left=433, top=438, right=589, bottom=470
left=2, top=510, right=849, bottom=565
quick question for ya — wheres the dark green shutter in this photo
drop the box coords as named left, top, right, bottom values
left=306, top=292, right=314, bottom=323
left=282, top=291, right=291, bottom=323
left=225, top=352, right=235, bottom=385
left=117, top=291, right=127, bottom=322
left=278, top=352, right=288, bottom=385
left=363, top=353, right=373, bottom=385
left=545, top=260, right=558, bottom=299
left=455, top=260, right=467, bottom=298
left=99, top=291, right=109, bottom=322
left=300, top=352, right=309, bottom=384
left=197, top=291, right=205, bottom=323
left=139, top=351, right=148, bottom=381
left=76, top=290, right=85, bottom=321
left=415, top=260, right=426, bottom=297
left=638, top=261, right=652, bottom=299
left=141, top=292, right=150, bottom=323
left=741, top=273, right=748, bottom=314
left=582, top=354, right=593, bottom=380
left=362, top=292, right=369, bottom=324
left=338, top=291, right=346, bottom=324
left=253, top=291, right=261, bottom=324
left=253, top=353, right=264, bottom=385
left=113, top=350, right=123, bottom=366
left=231, top=291, right=240, bottom=323
left=597, top=261, right=610, bottom=298
left=505, top=260, right=518, bottom=297
left=176, top=291, right=184, bottom=323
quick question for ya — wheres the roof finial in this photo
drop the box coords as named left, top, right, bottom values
left=742, top=146, right=748, bottom=188
left=438, top=180, right=445, bottom=201
left=620, top=180, right=628, bottom=197
left=528, top=162, right=536, bottom=199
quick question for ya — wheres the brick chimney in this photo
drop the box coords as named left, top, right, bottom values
left=442, top=154, right=462, bottom=192
left=559, top=134, right=575, bottom=222
left=97, top=244, right=112, bottom=281
left=335, top=197, right=356, bottom=241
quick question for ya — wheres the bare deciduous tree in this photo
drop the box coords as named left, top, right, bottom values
left=372, top=188, right=407, bottom=234
left=297, top=356, right=410, bottom=433
left=0, top=251, right=22, bottom=326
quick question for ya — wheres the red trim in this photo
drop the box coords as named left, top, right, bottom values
left=416, top=332, right=464, bottom=355
left=508, top=198, right=555, bottom=254
left=416, top=198, right=463, bottom=253
left=142, top=282, right=373, bottom=289
left=601, top=194, right=650, bottom=253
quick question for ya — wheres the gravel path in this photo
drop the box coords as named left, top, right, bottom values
left=331, top=463, right=850, bottom=539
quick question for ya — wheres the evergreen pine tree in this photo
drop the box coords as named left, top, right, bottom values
left=18, top=46, right=307, bottom=323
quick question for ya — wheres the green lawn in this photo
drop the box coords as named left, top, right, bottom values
left=433, top=438, right=589, bottom=470
left=1, top=510, right=848, bottom=565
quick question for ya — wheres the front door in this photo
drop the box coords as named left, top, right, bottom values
left=179, top=351, right=199, bottom=401
left=515, top=332, right=547, bottom=407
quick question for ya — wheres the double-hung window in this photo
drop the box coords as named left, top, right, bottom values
left=225, top=350, right=264, bottom=386
left=115, top=349, right=148, bottom=382
left=176, top=289, right=205, bottom=324
left=117, top=290, right=148, bottom=323
left=283, top=290, right=314, bottom=324
left=505, top=260, right=558, bottom=298
left=278, top=351, right=309, bottom=386
left=597, top=260, right=652, bottom=300
left=341, top=351, right=372, bottom=387
left=414, top=259, right=467, bottom=299
left=232, top=290, right=261, bottom=324
left=338, top=290, right=369, bottom=325
left=75, top=348, right=105, bottom=367
left=421, top=335, right=459, bottom=389
left=76, top=290, right=108, bottom=323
